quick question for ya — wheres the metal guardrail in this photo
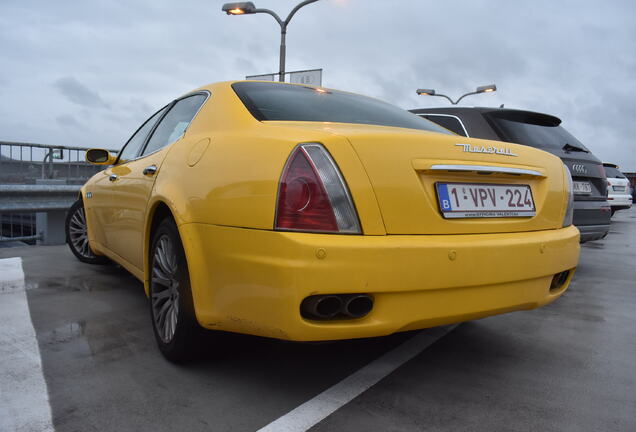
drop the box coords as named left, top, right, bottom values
left=0, top=141, right=117, bottom=185
left=0, top=214, right=38, bottom=243
left=0, top=185, right=81, bottom=213
left=0, top=184, right=82, bottom=243
left=0, top=141, right=117, bottom=245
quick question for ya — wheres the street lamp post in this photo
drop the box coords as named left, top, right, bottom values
left=416, top=84, right=497, bottom=105
left=222, top=1, right=320, bottom=82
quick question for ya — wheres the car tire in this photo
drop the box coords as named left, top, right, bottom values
left=149, top=217, right=200, bottom=362
left=611, top=209, right=616, bottom=217
left=66, top=200, right=109, bottom=264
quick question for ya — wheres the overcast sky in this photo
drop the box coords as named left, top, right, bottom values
left=1, top=0, right=635, bottom=170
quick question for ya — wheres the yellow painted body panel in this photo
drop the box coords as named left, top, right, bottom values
left=79, top=81, right=581, bottom=341
left=108, top=147, right=169, bottom=270
left=84, top=170, right=115, bottom=248
left=180, top=223, right=579, bottom=340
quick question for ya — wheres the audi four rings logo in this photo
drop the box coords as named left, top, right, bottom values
left=571, top=164, right=587, bottom=174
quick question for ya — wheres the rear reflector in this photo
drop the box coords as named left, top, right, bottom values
left=276, top=143, right=361, bottom=234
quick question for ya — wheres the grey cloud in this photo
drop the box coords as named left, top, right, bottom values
left=123, top=98, right=154, bottom=122
left=234, top=57, right=259, bottom=76
left=55, top=114, right=85, bottom=130
left=54, top=77, right=109, bottom=109
left=0, top=0, right=635, bottom=169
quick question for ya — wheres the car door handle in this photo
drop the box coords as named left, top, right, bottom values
left=109, top=174, right=118, bottom=182
left=143, top=165, right=158, bottom=176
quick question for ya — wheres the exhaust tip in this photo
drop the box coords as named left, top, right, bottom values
left=550, top=270, right=571, bottom=292
left=301, top=295, right=343, bottom=320
left=301, top=294, right=374, bottom=320
left=343, top=294, right=374, bottom=318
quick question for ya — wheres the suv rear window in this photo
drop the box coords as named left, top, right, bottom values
left=232, top=82, right=450, bottom=134
left=604, top=166, right=626, bottom=178
left=488, top=113, right=589, bottom=152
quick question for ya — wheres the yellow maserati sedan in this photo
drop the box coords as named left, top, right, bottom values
left=66, top=81, right=580, bottom=361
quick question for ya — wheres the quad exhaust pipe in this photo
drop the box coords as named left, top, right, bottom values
left=342, top=295, right=374, bottom=318
left=301, top=294, right=374, bottom=320
left=301, top=295, right=343, bottom=319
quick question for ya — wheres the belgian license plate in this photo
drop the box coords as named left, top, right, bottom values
left=573, top=181, right=592, bottom=194
left=436, top=183, right=536, bottom=218
left=613, top=185, right=625, bottom=192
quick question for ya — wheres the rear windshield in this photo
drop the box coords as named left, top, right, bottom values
left=604, top=166, right=626, bottom=178
left=232, top=82, right=450, bottom=134
left=489, top=116, right=589, bottom=152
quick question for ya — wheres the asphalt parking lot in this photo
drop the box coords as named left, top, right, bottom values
left=1, top=208, right=635, bottom=432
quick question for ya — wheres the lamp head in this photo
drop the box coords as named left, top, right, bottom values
left=222, top=2, right=256, bottom=15
left=476, top=84, right=497, bottom=93
left=416, top=88, right=436, bottom=96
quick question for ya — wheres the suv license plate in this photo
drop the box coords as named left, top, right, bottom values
left=573, top=181, right=592, bottom=194
left=436, top=183, right=536, bottom=219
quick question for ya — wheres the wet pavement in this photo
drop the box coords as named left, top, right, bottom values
left=1, top=208, right=635, bottom=431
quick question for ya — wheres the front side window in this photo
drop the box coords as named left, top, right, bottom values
left=117, top=106, right=169, bottom=163
left=232, top=82, right=450, bottom=134
left=141, top=94, right=207, bottom=156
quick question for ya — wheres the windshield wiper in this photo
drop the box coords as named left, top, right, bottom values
left=563, top=143, right=589, bottom=153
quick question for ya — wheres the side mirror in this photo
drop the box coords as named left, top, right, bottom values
left=86, top=148, right=116, bottom=165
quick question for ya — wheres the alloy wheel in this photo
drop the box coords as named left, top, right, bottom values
left=68, top=206, right=95, bottom=259
left=151, top=235, right=180, bottom=344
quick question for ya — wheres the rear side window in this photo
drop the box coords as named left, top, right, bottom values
left=142, top=94, right=207, bottom=156
left=421, top=114, right=467, bottom=136
left=232, top=82, right=450, bottom=134
left=604, top=166, right=626, bottom=178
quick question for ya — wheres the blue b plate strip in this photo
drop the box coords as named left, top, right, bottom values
left=436, top=183, right=452, bottom=212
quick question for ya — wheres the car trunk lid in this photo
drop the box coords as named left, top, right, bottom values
left=561, top=156, right=607, bottom=201
left=344, top=129, right=565, bottom=234
left=265, top=122, right=567, bottom=235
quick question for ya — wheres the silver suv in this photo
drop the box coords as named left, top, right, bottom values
left=603, top=163, right=632, bottom=216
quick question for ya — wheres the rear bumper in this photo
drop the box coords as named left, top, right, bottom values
left=573, top=199, right=611, bottom=242
left=607, top=193, right=632, bottom=209
left=180, top=223, right=580, bottom=341
left=577, top=224, right=610, bottom=242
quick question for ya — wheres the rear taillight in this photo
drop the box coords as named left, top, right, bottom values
left=563, top=165, right=574, bottom=227
left=599, top=165, right=608, bottom=196
left=275, top=143, right=361, bottom=234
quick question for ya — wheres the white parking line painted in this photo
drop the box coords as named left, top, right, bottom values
left=0, top=256, right=25, bottom=293
left=257, top=324, right=457, bottom=432
left=0, top=257, right=55, bottom=432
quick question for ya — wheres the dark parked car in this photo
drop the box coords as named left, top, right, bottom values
left=411, top=107, right=610, bottom=242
